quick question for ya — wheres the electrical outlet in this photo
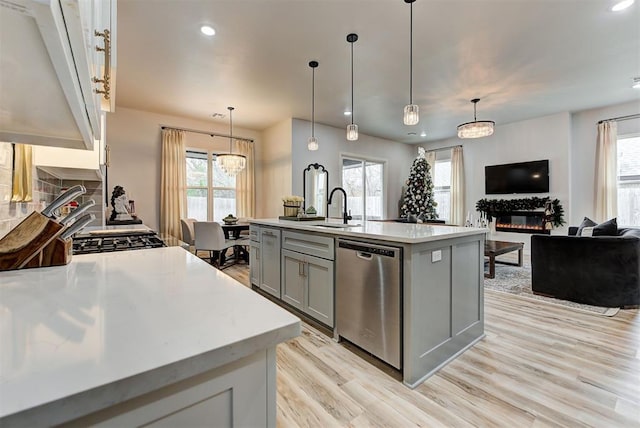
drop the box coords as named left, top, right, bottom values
left=432, top=250, right=442, bottom=262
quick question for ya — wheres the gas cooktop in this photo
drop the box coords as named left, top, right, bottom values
left=72, top=231, right=166, bottom=255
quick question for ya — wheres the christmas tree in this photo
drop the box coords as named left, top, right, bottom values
left=400, top=148, right=438, bottom=220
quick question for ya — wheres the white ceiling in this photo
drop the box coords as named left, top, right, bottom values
left=116, top=0, right=640, bottom=143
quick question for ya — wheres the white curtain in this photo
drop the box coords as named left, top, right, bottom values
left=594, top=121, right=617, bottom=222
left=160, top=129, right=186, bottom=238
left=235, top=139, right=255, bottom=219
left=450, top=146, right=465, bottom=226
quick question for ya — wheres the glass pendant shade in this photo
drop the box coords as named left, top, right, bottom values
left=217, top=153, right=247, bottom=176
left=457, top=121, right=495, bottom=139
left=346, top=124, right=358, bottom=141
left=404, top=104, right=419, bottom=125
left=307, top=136, right=318, bottom=151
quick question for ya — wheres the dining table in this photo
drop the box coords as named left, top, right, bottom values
left=220, top=222, right=250, bottom=264
left=221, top=222, right=250, bottom=239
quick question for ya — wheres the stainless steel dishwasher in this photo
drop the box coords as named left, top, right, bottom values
left=335, top=239, right=402, bottom=369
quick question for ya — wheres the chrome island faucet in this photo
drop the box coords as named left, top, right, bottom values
left=328, top=187, right=352, bottom=224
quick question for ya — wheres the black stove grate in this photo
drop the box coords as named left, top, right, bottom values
left=73, top=232, right=166, bottom=255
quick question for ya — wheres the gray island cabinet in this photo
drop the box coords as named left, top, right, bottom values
left=249, top=218, right=487, bottom=388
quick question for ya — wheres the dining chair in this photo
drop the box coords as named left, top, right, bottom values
left=232, top=236, right=251, bottom=264
left=180, top=218, right=197, bottom=254
left=194, top=221, right=237, bottom=269
left=180, top=218, right=196, bottom=248
left=237, top=217, right=252, bottom=237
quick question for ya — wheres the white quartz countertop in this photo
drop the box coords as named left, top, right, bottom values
left=250, top=218, right=487, bottom=244
left=0, top=247, right=300, bottom=425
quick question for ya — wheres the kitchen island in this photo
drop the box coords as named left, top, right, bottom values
left=249, top=218, right=486, bottom=388
left=0, top=247, right=300, bottom=427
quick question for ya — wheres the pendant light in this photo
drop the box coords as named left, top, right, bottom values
left=457, top=98, right=495, bottom=139
left=308, top=61, right=319, bottom=151
left=346, top=33, right=358, bottom=141
left=403, top=0, right=419, bottom=125
left=217, top=106, right=247, bottom=176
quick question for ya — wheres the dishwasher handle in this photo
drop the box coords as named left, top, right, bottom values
left=357, top=252, right=372, bottom=260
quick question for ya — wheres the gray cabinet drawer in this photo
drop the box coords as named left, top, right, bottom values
left=282, top=231, right=334, bottom=260
left=249, top=225, right=260, bottom=242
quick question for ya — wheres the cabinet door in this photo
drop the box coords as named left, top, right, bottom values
left=305, top=254, right=334, bottom=327
left=249, top=240, right=260, bottom=287
left=58, top=0, right=102, bottom=137
left=281, top=249, right=305, bottom=311
left=259, top=228, right=281, bottom=298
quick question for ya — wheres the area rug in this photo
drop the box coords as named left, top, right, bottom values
left=484, top=262, right=620, bottom=317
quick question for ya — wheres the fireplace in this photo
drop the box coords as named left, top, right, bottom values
left=495, top=211, right=550, bottom=234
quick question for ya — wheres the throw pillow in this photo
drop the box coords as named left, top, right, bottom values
left=580, top=226, right=594, bottom=237
left=577, top=217, right=597, bottom=236
left=593, top=218, right=618, bottom=236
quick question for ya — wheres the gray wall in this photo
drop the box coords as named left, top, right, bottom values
left=106, top=107, right=261, bottom=231
left=424, top=100, right=640, bottom=253
left=425, top=112, right=572, bottom=252
left=291, top=119, right=416, bottom=219
left=570, top=100, right=640, bottom=224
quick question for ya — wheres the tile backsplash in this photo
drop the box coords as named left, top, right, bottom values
left=0, top=143, right=104, bottom=239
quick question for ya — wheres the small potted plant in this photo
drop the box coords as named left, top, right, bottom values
left=282, top=195, right=304, bottom=217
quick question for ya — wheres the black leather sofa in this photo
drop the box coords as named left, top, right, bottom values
left=531, top=227, right=640, bottom=308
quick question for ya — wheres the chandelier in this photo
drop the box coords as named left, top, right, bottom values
left=457, top=98, right=495, bottom=139
left=217, top=106, right=246, bottom=176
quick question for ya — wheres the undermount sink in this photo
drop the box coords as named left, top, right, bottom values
left=310, top=223, right=361, bottom=228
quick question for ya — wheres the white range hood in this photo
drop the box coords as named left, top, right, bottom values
left=33, top=145, right=103, bottom=181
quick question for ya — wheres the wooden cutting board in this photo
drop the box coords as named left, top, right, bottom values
left=0, top=211, right=65, bottom=271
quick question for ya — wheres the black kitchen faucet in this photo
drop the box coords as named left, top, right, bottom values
left=328, top=187, right=352, bottom=224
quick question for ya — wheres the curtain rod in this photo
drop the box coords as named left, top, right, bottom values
left=425, top=144, right=462, bottom=153
left=160, top=125, right=254, bottom=142
left=598, top=113, right=640, bottom=124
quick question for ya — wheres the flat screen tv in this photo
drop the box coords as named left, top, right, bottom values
left=485, top=160, right=549, bottom=194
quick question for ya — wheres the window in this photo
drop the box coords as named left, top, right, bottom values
left=341, top=157, right=384, bottom=221
left=617, top=135, right=640, bottom=226
left=433, top=159, right=451, bottom=222
left=186, top=150, right=236, bottom=222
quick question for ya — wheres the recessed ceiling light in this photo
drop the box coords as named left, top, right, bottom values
left=611, top=0, right=634, bottom=11
left=211, top=112, right=225, bottom=118
left=420, top=131, right=427, bottom=137
left=344, top=111, right=351, bottom=116
left=200, top=25, right=216, bottom=36
left=633, top=77, right=640, bottom=89
left=408, top=132, right=416, bottom=136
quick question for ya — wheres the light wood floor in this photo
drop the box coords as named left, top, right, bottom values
left=223, top=264, right=640, bottom=427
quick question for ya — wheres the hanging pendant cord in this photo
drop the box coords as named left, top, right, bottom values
left=474, top=103, right=477, bottom=121
left=351, top=41, right=355, bottom=125
left=409, top=1, right=413, bottom=105
left=228, top=107, right=233, bottom=154
left=312, top=67, right=315, bottom=137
